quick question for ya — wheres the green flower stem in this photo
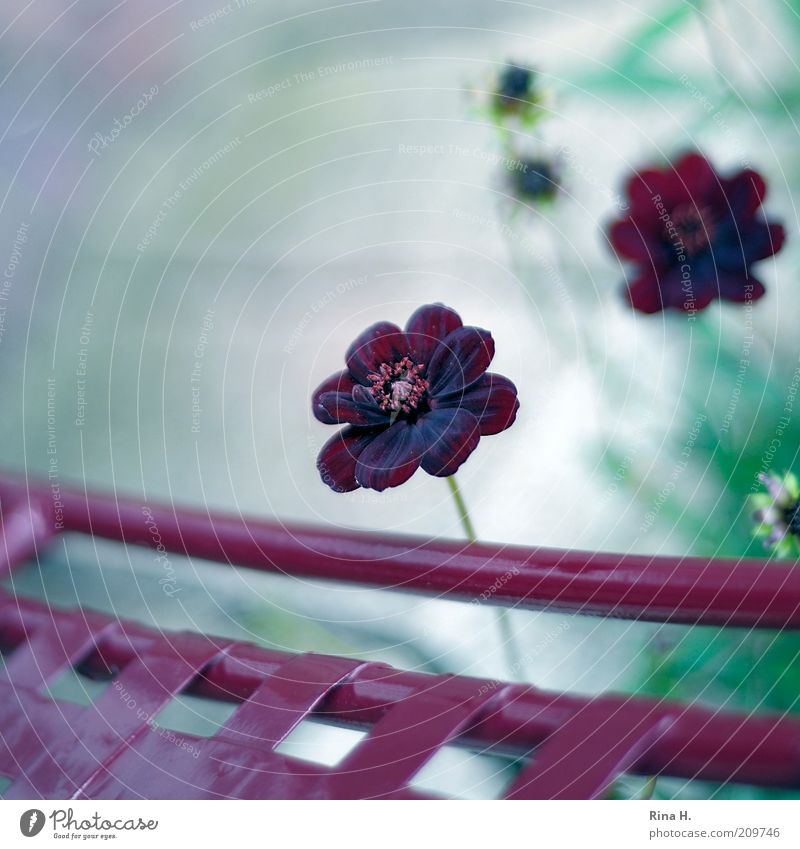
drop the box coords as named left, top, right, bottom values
left=639, top=775, right=658, bottom=800
left=446, top=474, right=477, bottom=541
left=446, top=475, right=522, bottom=681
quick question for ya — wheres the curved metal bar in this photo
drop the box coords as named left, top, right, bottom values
left=0, top=472, right=797, bottom=628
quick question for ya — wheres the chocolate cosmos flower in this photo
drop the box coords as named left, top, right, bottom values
left=313, top=304, right=519, bottom=492
left=608, top=152, right=785, bottom=313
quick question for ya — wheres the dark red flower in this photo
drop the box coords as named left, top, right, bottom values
left=607, top=152, right=785, bottom=313
left=313, top=304, right=519, bottom=492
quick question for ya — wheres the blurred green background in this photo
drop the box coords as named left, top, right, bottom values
left=1, top=0, right=800, bottom=799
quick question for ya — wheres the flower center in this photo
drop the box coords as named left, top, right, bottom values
left=784, top=501, right=800, bottom=536
left=670, top=202, right=714, bottom=255
left=501, top=67, right=529, bottom=97
left=367, top=356, right=429, bottom=415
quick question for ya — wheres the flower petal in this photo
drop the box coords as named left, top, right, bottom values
left=609, top=219, right=665, bottom=263
left=723, top=168, right=767, bottom=217
left=354, top=421, right=424, bottom=491
left=675, top=151, right=718, bottom=199
left=418, top=408, right=481, bottom=477
left=427, top=326, right=495, bottom=396
left=626, top=168, right=680, bottom=216
left=316, top=386, right=387, bottom=427
left=317, top=427, right=383, bottom=492
left=716, top=272, right=765, bottom=304
left=312, top=370, right=359, bottom=424
left=624, top=263, right=716, bottom=314
left=713, top=219, right=785, bottom=267
left=623, top=269, right=679, bottom=313
left=433, top=373, right=519, bottom=435
left=405, top=303, right=463, bottom=363
left=665, top=264, right=717, bottom=312
left=742, top=221, right=785, bottom=262
left=345, top=321, right=408, bottom=384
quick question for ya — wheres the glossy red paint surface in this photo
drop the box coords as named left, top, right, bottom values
left=0, top=472, right=799, bottom=799
left=1, top=473, right=798, bottom=628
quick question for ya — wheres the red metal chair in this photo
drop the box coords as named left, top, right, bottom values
left=1, top=473, right=799, bottom=799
